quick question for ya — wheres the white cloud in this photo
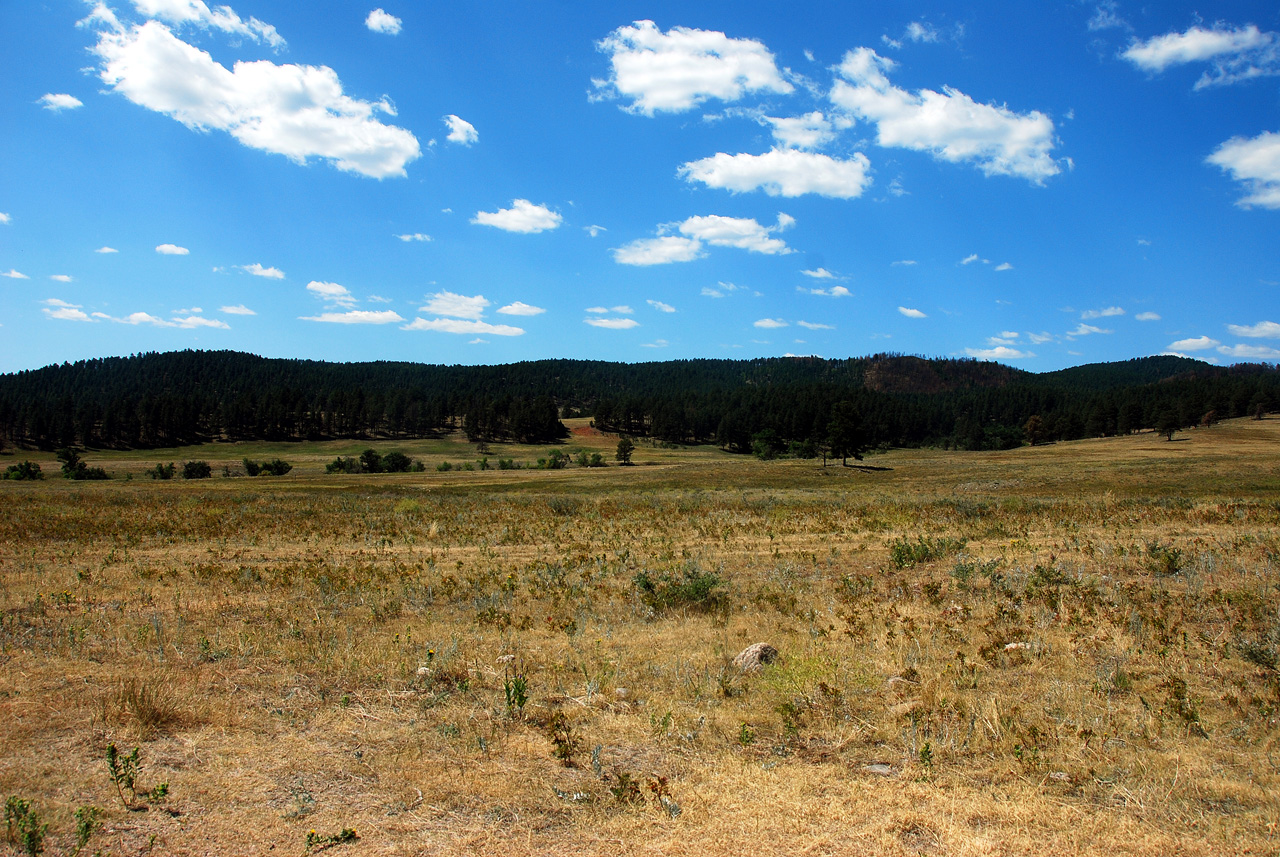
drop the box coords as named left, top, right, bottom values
left=1082, top=306, right=1125, bottom=319
left=647, top=299, right=676, bottom=313
left=1027, top=331, right=1055, bottom=344
left=1218, top=343, right=1280, bottom=359
left=396, top=232, right=431, bottom=242
left=0, top=213, right=10, bottom=224
left=994, top=262, right=1013, bottom=271
left=307, top=280, right=356, bottom=308
left=612, top=235, right=704, bottom=266
left=1122, top=24, right=1278, bottom=88
left=42, top=298, right=92, bottom=321
left=802, top=285, right=851, bottom=297
left=801, top=267, right=836, bottom=279
left=172, top=314, right=229, bottom=329
left=367, top=295, right=392, bottom=303
left=420, top=290, right=489, bottom=320
left=679, top=149, right=872, bottom=198
left=48, top=275, right=73, bottom=283
left=678, top=213, right=793, bottom=254
left=91, top=20, right=420, bottom=178
left=797, top=320, right=833, bottom=330
left=3, top=269, right=30, bottom=279
left=471, top=199, right=561, bottom=233
left=960, top=254, right=979, bottom=265
left=497, top=301, right=546, bottom=316
left=156, top=243, right=189, bottom=255
left=905, top=22, right=939, bottom=43
left=443, top=114, right=478, bottom=145
left=1088, top=2, right=1129, bottom=32
left=594, top=20, right=792, bottom=115
left=404, top=317, right=524, bottom=335
left=641, top=339, right=669, bottom=348
left=220, top=304, right=255, bottom=315
left=1228, top=320, right=1280, bottom=338
left=240, top=262, right=284, bottom=279
left=585, top=306, right=609, bottom=314
left=898, top=306, right=926, bottom=318
left=302, top=309, right=405, bottom=324
left=1168, top=335, right=1219, bottom=351
left=40, top=93, right=83, bottom=111
left=891, top=259, right=917, bottom=266
left=584, top=225, right=607, bottom=237
left=754, top=318, right=788, bottom=328
left=584, top=317, right=640, bottom=330
left=1069, top=323, right=1110, bottom=336
left=831, top=48, right=1060, bottom=183
left=132, top=0, right=285, bottom=48
left=365, top=8, right=402, bottom=35
left=965, top=346, right=1034, bottom=359
left=1135, top=311, right=1161, bottom=321
left=1207, top=131, right=1280, bottom=209
left=766, top=111, right=840, bottom=149
left=95, top=246, right=118, bottom=253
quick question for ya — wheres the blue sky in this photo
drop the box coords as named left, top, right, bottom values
left=2, top=1, right=1278, bottom=373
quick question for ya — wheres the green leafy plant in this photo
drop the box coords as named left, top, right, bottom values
left=503, top=665, right=528, bottom=720
left=4, top=461, right=43, bottom=480
left=6, top=796, right=47, bottom=856
left=74, top=805, right=102, bottom=852
left=305, top=828, right=359, bottom=852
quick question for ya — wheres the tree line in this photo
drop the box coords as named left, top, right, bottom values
left=0, top=350, right=1274, bottom=453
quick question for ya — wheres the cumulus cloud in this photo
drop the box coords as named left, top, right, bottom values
left=612, top=235, right=704, bottom=266
left=156, top=243, right=189, bottom=255
left=753, top=318, right=788, bottom=328
left=90, top=17, right=420, bottom=178
left=678, top=212, right=793, bottom=254
left=307, top=280, right=356, bottom=308
left=905, top=22, right=940, bottom=44
left=1218, top=343, right=1280, bottom=359
left=593, top=20, right=792, bottom=115
left=679, top=149, right=872, bottom=198
left=641, top=339, right=669, bottom=348
left=1228, top=320, right=1280, bottom=338
left=802, top=285, right=851, bottom=297
left=49, top=275, right=73, bottom=283
left=420, top=290, right=489, bottom=320
left=584, top=317, right=640, bottom=329
left=647, top=299, right=676, bottom=313
left=898, top=306, right=926, bottom=318
left=766, top=111, right=842, bottom=149
left=1207, top=131, right=1280, bottom=209
left=42, top=299, right=91, bottom=321
left=365, top=8, right=402, bottom=35
left=95, top=246, right=118, bottom=253
left=0, top=213, right=10, bottom=224
left=1069, top=323, right=1110, bottom=336
left=1122, top=24, right=1279, bottom=88
left=302, top=309, right=404, bottom=324
left=1135, top=311, right=1161, bottom=321
left=443, top=114, right=478, bottom=145
left=1168, top=335, right=1220, bottom=351
left=2, top=269, right=30, bottom=279
left=965, top=346, right=1034, bottom=359
left=40, top=93, right=83, bottom=111
left=830, top=47, right=1060, bottom=183
left=220, top=304, right=255, bottom=315
left=797, top=320, right=833, bottom=330
left=396, top=232, right=431, bottom=242
left=584, top=225, right=607, bottom=237
left=960, top=254, right=980, bottom=265
left=471, top=199, right=561, bottom=233
left=994, top=262, right=1013, bottom=271
left=403, top=317, right=523, bottom=335
left=1082, top=306, right=1125, bottom=319
left=497, top=301, right=546, bottom=316
left=131, top=0, right=284, bottom=47
left=801, top=267, right=836, bottom=279
left=240, top=262, right=284, bottom=279
left=891, top=259, right=917, bottom=266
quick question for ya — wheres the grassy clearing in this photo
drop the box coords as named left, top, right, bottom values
left=1, top=419, right=1278, bottom=855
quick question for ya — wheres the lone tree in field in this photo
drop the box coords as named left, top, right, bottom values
left=826, top=402, right=865, bottom=466
left=1156, top=409, right=1181, bottom=441
left=1024, top=414, right=1046, bottom=446
left=616, top=436, right=635, bottom=466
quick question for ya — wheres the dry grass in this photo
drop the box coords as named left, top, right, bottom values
left=1, top=419, right=1278, bottom=855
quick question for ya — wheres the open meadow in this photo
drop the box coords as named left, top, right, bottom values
left=2, top=419, right=1279, bottom=856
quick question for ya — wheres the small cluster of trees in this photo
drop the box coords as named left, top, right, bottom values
left=240, top=457, right=292, bottom=476
left=56, top=447, right=109, bottom=480
left=148, top=461, right=212, bottom=479
left=325, top=449, right=423, bottom=474
left=4, top=461, right=42, bottom=480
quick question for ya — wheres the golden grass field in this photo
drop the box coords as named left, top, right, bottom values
left=2, top=419, right=1279, bottom=856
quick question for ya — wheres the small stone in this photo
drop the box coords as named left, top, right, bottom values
left=889, top=700, right=922, bottom=719
left=495, top=654, right=516, bottom=664
left=863, top=764, right=894, bottom=777
left=614, top=687, right=629, bottom=700
left=1004, top=641, right=1030, bottom=651
left=416, top=666, right=431, bottom=677
left=733, top=643, right=779, bottom=673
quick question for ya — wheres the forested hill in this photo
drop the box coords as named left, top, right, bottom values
left=0, top=350, right=1275, bottom=452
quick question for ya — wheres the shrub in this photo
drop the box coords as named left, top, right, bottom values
left=260, top=458, right=293, bottom=476
left=325, top=456, right=360, bottom=474
left=242, top=457, right=262, bottom=476
left=889, top=535, right=967, bottom=569
left=633, top=563, right=728, bottom=614
left=382, top=451, right=412, bottom=473
left=56, top=447, right=109, bottom=480
left=146, top=462, right=175, bottom=480
left=181, top=460, right=212, bottom=480
left=359, top=448, right=383, bottom=473
left=4, top=461, right=42, bottom=480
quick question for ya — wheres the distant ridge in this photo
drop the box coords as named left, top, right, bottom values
left=0, top=350, right=1274, bottom=452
